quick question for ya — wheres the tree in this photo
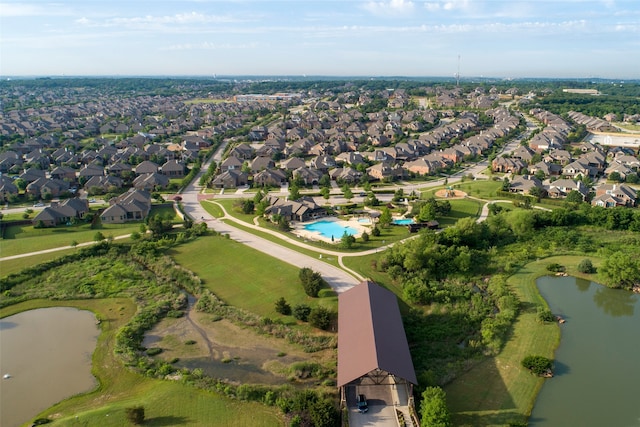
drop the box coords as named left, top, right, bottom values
left=578, top=258, right=596, bottom=274
left=420, top=386, right=451, bottom=427
left=125, top=406, right=145, bottom=425
left=274, top=297, right=292, bottom=315
left=521, top=355, right=553, bottom=376
left=309, top=306, right=333, bottom=330
left=299, top=267, right=326, bottom=297
left=361, top=231, right=369, bottom=242
left=342, top=185, right=353, bottom=202
left=379, top=207, right=392, bottom=228
left=598, top=251, right=640, bottom=290
left=93, top=231, right=105, bottom=242
left=566, top=190, right=584, bottom=204
left=419, top=202, right=437, bottom=222
left=608, top=171, right=623, bottom=183
left=320, top=186, right=331, bottom=202
left=501, top=177, right=510, bottom=191
left=289, top=184, right=301, bottom=201
left=341, top=230, right=356, bottom=249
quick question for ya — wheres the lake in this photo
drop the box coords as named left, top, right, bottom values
left=531, top=275, right=640, bottom=427
left=0, top=307, right=99, bottom=427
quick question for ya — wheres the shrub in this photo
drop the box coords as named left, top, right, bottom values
left=146, top=347, right=163, bottom=356
left=125, top=406, right=145, bottom=425
left=546, top=263, right=565, bottom=273
left=274, top=297, right=292, bottom=315
left=308, top=307, right=333, bottom=330
left=521, top=355, right=553, bottom=376
left=299, top=267, right=326, bottom=298
left=536, top=307, right=555, bottom=323
left=292, top=304, right=312, bottom=322
left=578, top=258, right=596, bottom=274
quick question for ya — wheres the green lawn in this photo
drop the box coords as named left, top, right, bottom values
left=0, top=223, right=141, bottom=257
left=443, top=255, right=601, bottom=426
left=0, top=206, right=177, bottom=257
left=168, top=236, right=338, bottom=318
left=1, top=299, right=282, bottom=427
left=437, top=198, right=484, bottom=226
left=449, top=179, right=503, bottom=199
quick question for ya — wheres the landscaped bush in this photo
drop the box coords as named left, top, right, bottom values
left=274, top=297, right=292, bottom=315
left=292, top=304, right=312, bottom=322
left=308, top=307, right=333, bottom=331
left=298, top=267, right=327, bottom=298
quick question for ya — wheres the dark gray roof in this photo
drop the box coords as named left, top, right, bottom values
left=337, top=280, right=417, bottom=387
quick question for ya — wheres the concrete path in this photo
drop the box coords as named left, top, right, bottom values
left=179, top=155, right=362, bottom=294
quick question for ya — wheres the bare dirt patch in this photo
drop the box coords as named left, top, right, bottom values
left=143, top=306, right=334, bottom=385
left=435, top=189, right=467, bottom=198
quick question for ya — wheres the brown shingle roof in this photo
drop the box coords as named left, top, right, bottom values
left=337, top=280, right=417, bottom=387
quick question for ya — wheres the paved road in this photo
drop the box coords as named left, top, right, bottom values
left=179, top=153, right=362, bottom=293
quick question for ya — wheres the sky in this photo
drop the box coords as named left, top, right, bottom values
left=1, top=0, right=639, bottom=79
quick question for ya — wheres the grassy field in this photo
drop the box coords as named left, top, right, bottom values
left=0, top=299, right=283, bottom=427
left=169, top=235, right=338, bottom=319
left=448, top=179, right=503, bottom=199
left=0, top=206, right=178, bottom=257
left=437, top=198, right=484, bottom=226
left=443, top=255, right=600, bottom=426
left=0, top=247, right=78, bottom=277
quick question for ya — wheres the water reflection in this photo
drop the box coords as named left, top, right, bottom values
left=593, top=286, right=637, bottom=317
left=574, top=277, right=591, bottom=292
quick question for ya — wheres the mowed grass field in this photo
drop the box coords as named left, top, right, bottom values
left=444, top=255, right=601, bottom=426
left=169, top=235, right=338, bottom=318
left=0, top=299, right=283, bottom=427
left=0, top=206, right=178, bottom=257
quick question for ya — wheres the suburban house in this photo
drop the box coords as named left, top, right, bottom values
left=32, top=198, right=89, bottom=227
left=545, top=178, right=589, bottom=199
left=211, top=169, right=248, bottom=189
left=492, top=157, right=525, bottom=173
left=509, top=175, right=544, bottom=195
left=263, top=195, right=325, bottom=222
left=591, top=184, right=637, bottom=207
left=100, top=189, right=151, bottom=223
left=338, top=280, right=417, bottom=421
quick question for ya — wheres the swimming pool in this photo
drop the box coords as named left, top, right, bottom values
left=393, top=218, right=415, bottom=225
left=357, top=218, right=371, bottom=224
left=304, top=220, right=358, bottom=239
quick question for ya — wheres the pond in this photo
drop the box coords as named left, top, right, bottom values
left=530, top=276, right=640, bottom=426
left=0, top=307, right=99, bottom=427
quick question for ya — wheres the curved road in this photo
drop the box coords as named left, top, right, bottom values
left=179, top=155, right=361, bottom=293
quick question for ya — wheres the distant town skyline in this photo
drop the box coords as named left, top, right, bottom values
left=1, top=0, right=639, bottom=79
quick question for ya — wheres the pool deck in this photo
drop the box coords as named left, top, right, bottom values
left=292, top=216, right=372, bottom=244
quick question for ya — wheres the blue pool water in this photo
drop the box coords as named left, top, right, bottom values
left=358, top=218, right=371, bottom=224
left=304, top=220, right=358, bottom=239
left=393, top=218, right=414, bottom=225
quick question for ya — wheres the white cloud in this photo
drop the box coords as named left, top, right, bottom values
left=424, top=0, right=471, bottom=12
left=162, top=41, right=261, bottom=51
left=363, top=0, right=415, bottom=16
left=0, top=2, right=73, bottom=17
left=75, top=11, right=244, bottom=30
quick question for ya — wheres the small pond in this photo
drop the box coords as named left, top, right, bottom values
left=0, top=307, right=99, bottom=427
left=530, top=276, right=640, bottom=426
